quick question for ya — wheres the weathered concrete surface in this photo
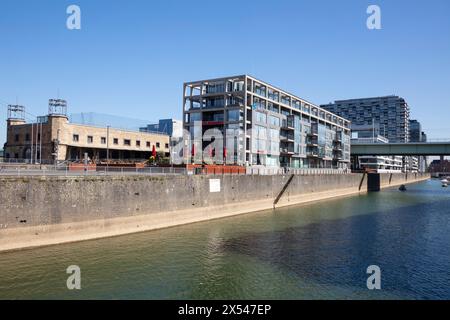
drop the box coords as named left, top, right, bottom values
left=0, top=173, right=429, bottom=252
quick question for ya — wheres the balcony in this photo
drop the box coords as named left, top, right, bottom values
left=306, top=151, right=319, bottom=158
left=334, top=132, right=343, bottom=142
left=281, top=117, right=295, bottom=130
left=306, top=144, right=319, bottom=158
left=280, top=134, right=295, bottom=142
left=307, top=125, right=318, bottom=137
left=280, top=147, right=295, bottom=155
left=333, top=150, right=343, bottom=160
left=306, top=138, right=318, bottom=147
left=333, top=141, right=343, bottom=151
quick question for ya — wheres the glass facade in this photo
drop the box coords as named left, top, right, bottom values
left=183, top=75, right=351, bottom=169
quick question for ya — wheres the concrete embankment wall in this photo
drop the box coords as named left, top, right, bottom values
left=0, top=173, right=429, bottom=251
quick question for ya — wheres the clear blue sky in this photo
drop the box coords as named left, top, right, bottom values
left=1, top=0, right=450, bottom=146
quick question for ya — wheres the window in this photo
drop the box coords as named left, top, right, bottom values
left=15, top=134, right=19, bottom=142
left=190, top=112, right=201, bottom=122
left=87, top=136, right=93, bottom=144
left=25, top=133, right=30, bottom=141
left=124, top=139, right=131, bottom=146
left=37, top=133, right=41, bottom=142
left=113, top=138, right=118, bottom=145
left=268, top=115, right=280, bottom=127
left=156, top=142, right=160, bottom=148
left=146, top=141, right=151, bottom=148
left=205, top=97, right=225, bottom=108
left=269, top=128, right=279, bottom=140
left=227, top=109, right=241, bottom=122
left=255, top=125, right=267, bottom=139
left=136, top=140, right=141, bottom=147
left=206, top=82, right=225, bottom=94
left=268, top=102, right=279, bottom=113
left=101, top=137, right=106, bottom=144
left=268, top=89, right=279, bottom=102
left=255, top=111, right=267, bottom=124
left=165, top=143, right=169, bottom=149
left=281, top=95, right=290, bottom=106
left=73, top=134, right=79, bottom=142
left=254, top=83, right=266, bottom=96
left=253, top=97, right=266, bottom=110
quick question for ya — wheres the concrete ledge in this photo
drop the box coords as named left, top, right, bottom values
left=0, top=186, right=366, bottom=252
left=0, top=173, right=430, bottom=252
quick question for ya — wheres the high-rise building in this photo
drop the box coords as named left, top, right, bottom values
left=321, top=95, right=421, bottom=172
left=183, top=75, right=351, bottom=169
left=321, top=96, right=410, bottom=143
left=421, top=132, right=427, bottom=143
left=409, top=120, right=423, bottom=142
left=408, top=119, right=428, bottom=172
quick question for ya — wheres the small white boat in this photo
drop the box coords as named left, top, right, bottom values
left=441, top=179, right=448, bottom=184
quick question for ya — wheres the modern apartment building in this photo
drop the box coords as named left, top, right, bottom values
left=351, top=125, right=402, bottom=173
left=321, top=95, right=421, bottom=172
left=183, top=75, right=351, bottom=169
left=409, top=119, right=428, bottom=172
left=321, top=95, right=410, bottom=143
left=409, top=119, right=423, bottom=142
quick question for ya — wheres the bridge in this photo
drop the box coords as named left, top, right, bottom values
left=351, top=142, right=450, bottom=156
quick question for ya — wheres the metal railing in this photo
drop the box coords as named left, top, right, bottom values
left=248, top=168, right=348, bottom=176
left=0, top=162, right=350, bottom=177
left=0, top=158, right=55, bottom=165
left=0, top=166, right=187, bottom=177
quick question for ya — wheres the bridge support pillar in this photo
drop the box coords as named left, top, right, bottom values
left=367, top=173, right=381, bottom=192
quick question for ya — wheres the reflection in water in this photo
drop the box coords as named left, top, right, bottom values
left=0, top=180, right=449, bottom=299
left=221, top=197, right=450, bottom=299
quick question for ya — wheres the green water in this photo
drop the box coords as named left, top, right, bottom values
left=1, top=179, right=449, bottom=299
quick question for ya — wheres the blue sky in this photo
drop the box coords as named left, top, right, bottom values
left=1, top=0, right=450, bottom=146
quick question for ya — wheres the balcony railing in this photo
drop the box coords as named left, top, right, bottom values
left=307, top=138, right=318, bottom=146
left=281, top=119, right=294, bottom=130
left=306, top=151, right=319, bottom=158
left=280, top=148, right=295, bottom=154
left=333, top=142, right=343, bottom=150
left=307, top=125, right=318, bottom=136
left=280, top=134, right=295, bottom=141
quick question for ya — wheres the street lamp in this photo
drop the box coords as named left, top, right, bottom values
left=106, top=125, right=110, bottom=170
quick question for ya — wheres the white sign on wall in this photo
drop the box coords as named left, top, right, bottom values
left=209, top=179, right=221, bottom=193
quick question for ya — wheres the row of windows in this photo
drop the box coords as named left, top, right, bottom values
left=72, top=134, right=168, bottom=148
left=250, top=81, right=348, bottom=128
left=13, top=133, right=41, bottom=142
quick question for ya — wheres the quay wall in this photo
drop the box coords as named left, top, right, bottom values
left=0, top=173, right=429, bottom=251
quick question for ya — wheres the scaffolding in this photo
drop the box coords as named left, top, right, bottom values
left=7, top=104, right=25, bottom=120
left=48, top=99, right=67, bottom=116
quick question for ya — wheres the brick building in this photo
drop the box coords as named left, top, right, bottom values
left=4, top=101, right=170, bottom=163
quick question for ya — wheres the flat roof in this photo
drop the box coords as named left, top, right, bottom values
left=184, top=74, right=351, bottom=125
left=324, top=95, right=406, bottom=104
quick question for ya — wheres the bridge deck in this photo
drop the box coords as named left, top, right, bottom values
left=351, top=142, right=450, bottom=156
